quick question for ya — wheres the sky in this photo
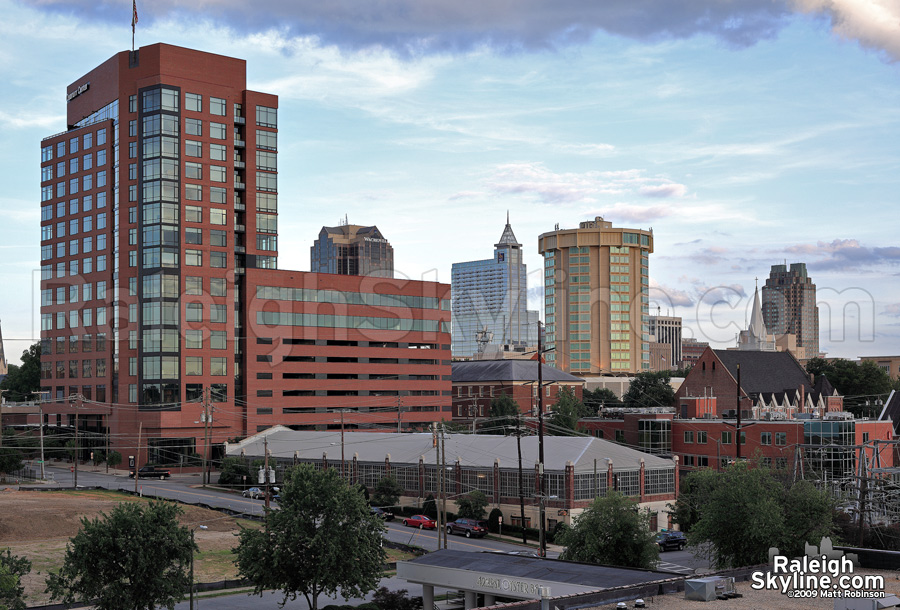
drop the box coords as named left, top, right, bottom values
left=1, top=0, right=899, bottom=365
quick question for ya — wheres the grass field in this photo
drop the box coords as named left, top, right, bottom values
left=0, top=489, right=414, bottom=606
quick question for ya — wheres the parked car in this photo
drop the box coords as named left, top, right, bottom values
left=655, top=530, right=687, bottom=551
left=128, top=466, right=171, bottom=479
left=371, top=507, right=395, bottom=521
left=242, top=487, right=264, bottom=499
left=402, top=514, right=436, bottom=529
left=446, top=518, right=488, bottom=538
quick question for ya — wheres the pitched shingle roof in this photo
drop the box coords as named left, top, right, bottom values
left=713, top=349, right=812, bottom=395
left=452, top=360, right=583, bottom=383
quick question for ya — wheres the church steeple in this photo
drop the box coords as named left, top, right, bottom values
left=738, top=280, right=775, bottom=351
left=748, top=281, right=768, bottom=341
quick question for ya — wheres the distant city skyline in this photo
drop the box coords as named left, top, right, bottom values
left=2, top=1, right=900, bottom=364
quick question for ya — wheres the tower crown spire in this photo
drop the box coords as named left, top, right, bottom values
left=495, top=214, right=521, bottom=248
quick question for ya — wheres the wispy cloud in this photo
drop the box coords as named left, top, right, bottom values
left=485, top=162, right=687, bottom=204
left=785, top=239, right=900, bottom=271
left=882, top=303, right=900, bottom=317
left=22, top=0, right=795, bottom=54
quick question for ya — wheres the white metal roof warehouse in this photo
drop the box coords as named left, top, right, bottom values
left=227, top=427, right=678, bottom=528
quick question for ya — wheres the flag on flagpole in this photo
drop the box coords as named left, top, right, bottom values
left=132, top=0, right=138, bottom=31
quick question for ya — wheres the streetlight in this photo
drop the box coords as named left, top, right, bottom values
left=190, top=524, right=208, bottom=610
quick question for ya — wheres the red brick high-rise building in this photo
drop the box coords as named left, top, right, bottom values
left=39, top=44, right=450, bottom=466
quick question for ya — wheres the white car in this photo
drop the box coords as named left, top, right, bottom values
left=242, top=487, right=264, bottom=499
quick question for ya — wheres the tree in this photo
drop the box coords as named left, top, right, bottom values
left=0, top=448, right=23, bottom=476
left=422, top=493, right=437, bottom=519
left=680, top=462, right=834, bottom=568
left=0, top=343, right=41, bottom=402
left=107, top=450, right=123, bottom=469
left=549, top=387, right=588, bottom=434
left=372, top=475, right=403, bottom=508
left=621, top=371, right=675, bottom=409
left=779, top=479, right=835, bottom=558
left=234, top=463, right=386, bottom=610
left=45, top=500, right=194, bottom=610
left=488, top=393, right=521, bottom=434
left=669, top=467, right=719, bottom=533
left=557, top=491, right=659, bottom=569
left=582, top=388, right=620, bottom=416
left=217, top=456, right=250, bottom=486
left=372, top=587, right=423, bottom=610
left=806, top=358, right=893, bottom=416
left=456, top=490, right=488, bottom=520
left=0, top=549, right=31, bottom=610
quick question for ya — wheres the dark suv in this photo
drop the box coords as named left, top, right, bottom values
left=446, top=518, right=488, bottom=538
left=370, top=507, right=394, bottom=521
left=655, top=530, right=687, bottom=551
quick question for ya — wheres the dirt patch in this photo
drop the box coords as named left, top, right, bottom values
left=0, top=489, right=254, bottom=606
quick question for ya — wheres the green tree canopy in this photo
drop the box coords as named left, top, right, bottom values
left=0, top=549, right=31, bottom=610
left=0, top=343, right=41, bottom=402
left=0, top=448, right=23, bottom=476
left=372, top=474, right=403, bottom=508
left=806, top=358, right=894, bottom=416
left=557, top=491, right=659, bottom=569
left=621, top=371, right=675, bottom=409
left=107, top=450, right=122, bottom=469
left=234, top=463, right=386, bottom=610
left=45, top=500, right=194, bottom=610
left=549, top=387, right=588, bottom=434
left=675, top=462, right=834, bottom=568
left=488, top=393, right=522, bottom=435
left=217, top=456, right=251, bottom=486
left=456, top=490, right=489, bottom=520
left=582, top=387, right=620, bottom=416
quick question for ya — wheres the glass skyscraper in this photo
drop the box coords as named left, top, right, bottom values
left=451, top=219, right=538, bottom=358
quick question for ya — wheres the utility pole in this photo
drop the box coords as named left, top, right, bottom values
left=0, top=389, right=7, bottom=448
left=72, top=394, right=79, bottom=488
left=202, top=388, right=211, bottom=487
left=441, top=423, right=448, bottom=549
left=736, top=363, right=742, bottom=461
left=135, top=422, right=142, bottom=495
left=33, top=391, right=48, bottom=481
left=340, top=410, right=346, bottom=479
left=397, top=397, right=402, bottom=434
left=105, top=415, right=110, bottom=474
left=536, top=321, right=547, bottom=558
left=516, top=413, right=527, bottom=545
left=264, top=435, right=271, bottom=510
left=434, top=423, right=442, bottom=549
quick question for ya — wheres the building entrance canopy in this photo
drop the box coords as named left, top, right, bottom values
left=398, top=550, right=678, bottom=608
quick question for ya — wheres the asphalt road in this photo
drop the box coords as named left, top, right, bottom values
left=33, top=464, right=709, bottom=571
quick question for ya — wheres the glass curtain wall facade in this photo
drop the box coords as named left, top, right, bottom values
left=451, top=220, right=538, bottom=357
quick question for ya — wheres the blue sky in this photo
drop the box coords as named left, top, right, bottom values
left=1, top=0, right=899, bottom=364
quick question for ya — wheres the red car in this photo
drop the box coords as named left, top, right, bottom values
left=402, top=515, right=436, bottom=529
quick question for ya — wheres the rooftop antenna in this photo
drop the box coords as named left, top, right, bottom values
left=475, top=326, right=494, bottom=356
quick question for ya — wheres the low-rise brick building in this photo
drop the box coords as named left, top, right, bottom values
left=450, top=359, right=584, bottom=422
